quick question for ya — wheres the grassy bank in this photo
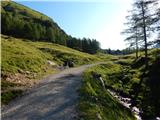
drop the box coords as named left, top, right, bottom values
left=1, top=34, right=100, bottom=104
left=78, top=63, right=136, bottom=120
left=115, top=49, right=160, bottom=119
left=79, top=49, right=160, bottom=119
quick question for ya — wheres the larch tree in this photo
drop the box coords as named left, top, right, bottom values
left=123, top=0, right=159, bottom=67
left=122, top=13, right=143, bottom=59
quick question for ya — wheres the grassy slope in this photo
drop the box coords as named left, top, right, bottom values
left=1, top=1, right=66, bottom=40
left=1, top=1, right=51, bottom=20
left=79, top=49, right=160, bottom=119
left=1, top=34, right=99, bottom=74
left=78, top=63, right=136, bottom=120
left=1, top=34, right=100, bottom=104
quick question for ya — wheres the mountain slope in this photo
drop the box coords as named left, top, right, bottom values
left=1, top=1, right=100, bottom=54
left=1, top=1, right=67, bottom=44
left=1, top=1, right=51, bottom=20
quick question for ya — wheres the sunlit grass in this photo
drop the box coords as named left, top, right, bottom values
left=79, top=48, right=160, bottom=119
left=1, top=34, right=101, bottom=104
left=78, top=63, right=136, bottom=120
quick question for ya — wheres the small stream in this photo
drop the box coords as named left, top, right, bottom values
left=107, top=89, right=142, bottom=120
left=107, top=89, right=160, bottom=120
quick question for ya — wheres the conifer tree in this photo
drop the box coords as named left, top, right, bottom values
left=123, top=0, right=159, bottom=66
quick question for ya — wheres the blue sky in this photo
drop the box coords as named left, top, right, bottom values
left=17, top=0, right=133, bottom=49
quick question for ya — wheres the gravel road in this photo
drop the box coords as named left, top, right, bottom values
left=2, top=63, right=101, bottom=120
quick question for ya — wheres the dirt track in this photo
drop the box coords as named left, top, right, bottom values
left=2, top=63, right=101, bottom=120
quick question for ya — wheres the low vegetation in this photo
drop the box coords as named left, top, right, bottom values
left=79, top=49, right=160, bottom=119
left=116, top=49, right=160, bottom=119
left=78, top=63, right=136, bottom=120
left=1, top=34, right=100, bottom=104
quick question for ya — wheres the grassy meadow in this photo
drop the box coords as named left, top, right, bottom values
left=1, top=34, right=100, bottom=104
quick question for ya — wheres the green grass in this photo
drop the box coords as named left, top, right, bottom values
left=79, top=49, right=160, bottom=119
left=1, top=90, right=23, bottom=104
left=1, top=34, right=100, bottom=104
left=2, top=36, right=52, bottom=75
left=95, top=52, right=117, bottom=61
left=1, top=1, right=51, bottom=21
left=78, top=63, right=136, bottom=120
left=101, top=49, right=160, bottom=119
left=1, top=35, right=99, bottom=75
left=30, top=41, right=100, bottom=65
left=1, top=80, right=23, bottom=91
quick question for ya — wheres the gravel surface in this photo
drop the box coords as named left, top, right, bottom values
left=2, top=63, right=101, bottom=120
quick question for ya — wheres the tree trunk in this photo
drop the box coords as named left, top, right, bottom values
left=136, top=38, right=139, bottom=59
left=142, top=1, right=148, bottom=68
left=136, top=28, right=139, bottom=59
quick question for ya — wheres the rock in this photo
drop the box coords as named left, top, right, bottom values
left=43, top=68, right=47, bottom=72
left=18, top=69, right=24, bottom=73
left=26, top=71, right=30, bottom=74
left=47, top=60, right=57, bottom=66
left=68, top=61, right=74, bottom=67
left=132, top=106, right=140, bottom=113
left=99, top=77, right=105, bottom=89
left=96, top=113, right=102, bottom=120
left=91, top=72, right=101, bottom=79
left=63, top=60, right=74, bottom=68
left=156, top=117, right=160, bottom=120
left=33, top=73, right=37, bottom=78
left=80, top=118, right=84, bottom=120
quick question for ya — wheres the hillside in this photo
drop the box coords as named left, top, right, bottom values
left=1, top=1, right=67, bottom=44
left=1, top=1, right=100, bottom=54
left=1, top=1, right=51, bottom=20
left=1, top=0, right=103, bottom=106
left=1, top=34, right=100, bottom=104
